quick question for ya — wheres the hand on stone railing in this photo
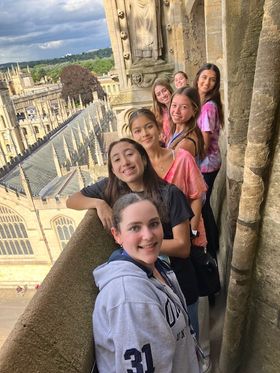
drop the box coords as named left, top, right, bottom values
left=95, top=199, right=113, bottom=231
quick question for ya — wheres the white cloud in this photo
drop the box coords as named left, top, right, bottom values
left=39, top=40, right=64, bottom=50
left=63, top=0, right=94, bottom=12
left=0, top=0, right=110, bottom=64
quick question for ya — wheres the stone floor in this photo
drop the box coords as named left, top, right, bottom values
left=209, top=290, right=226, bottom=373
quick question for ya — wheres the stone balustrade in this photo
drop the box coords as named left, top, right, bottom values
left=0, top=209, right=115, bottom=373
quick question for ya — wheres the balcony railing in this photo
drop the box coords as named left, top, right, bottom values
left=0, top=209, right=115, bottom=373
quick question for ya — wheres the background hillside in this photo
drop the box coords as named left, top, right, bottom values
left=0, top=48, right=114, bottom=83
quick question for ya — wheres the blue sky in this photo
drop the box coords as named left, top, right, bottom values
left=0, top=0, right=110, bottom=64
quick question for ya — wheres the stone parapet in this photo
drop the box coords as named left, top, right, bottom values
left=0, top=209, right=115, bottom=372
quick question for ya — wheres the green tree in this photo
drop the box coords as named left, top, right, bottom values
left=31, top=66, right=47, bottom=82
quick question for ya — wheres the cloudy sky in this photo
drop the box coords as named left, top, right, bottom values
left=0, top=0, right=111, bottom=64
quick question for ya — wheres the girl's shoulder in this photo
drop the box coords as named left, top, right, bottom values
left=202, top=100, right=218, bottom=112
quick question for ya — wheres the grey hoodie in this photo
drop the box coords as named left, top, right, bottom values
left=93, top=250, right=200, bottom=373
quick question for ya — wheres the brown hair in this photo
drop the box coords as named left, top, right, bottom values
left=104, top=138, right=166, bottom=209
left=174, top=71, right=188, bottom=80
left=151, top=78, right=173, bottom=127
left=169, top=87, right=205, bottom=160
left=127, top=108, right=160, bottom=133
left=112, top=193, right=161, bottom=231
left=193, top=63, right=224, bottom=127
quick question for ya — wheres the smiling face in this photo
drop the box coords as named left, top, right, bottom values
left=154, top=84, right=172, bottom=106
left=170, top=94, right=195, bottom=126
left=197, top=69, right=217, bottom=98
left=111, top=200, right=163, bottom=268
left=110, top=141, right=145, bottom=191
left=130, top=115, right=160, bottom=151
left=174, top=72, right=188, bottom=89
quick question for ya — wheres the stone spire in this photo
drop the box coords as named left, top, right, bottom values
left=71, top=98, right=76, bottom=113
left=88, top=114, right=95, bottom=131
left=79, top=94, right=84, bottom=109
left=67, top=96, right=73, bottom=114
left=109, top=120, right=113, bottom=133
left=76, top=163, right=85, bottom=189
left=92, top=133, right=103, bottom=166
left=77, top=124, right=84, bottom=145
left=19, top=163, right=33, bottom=200
left=71, top=129, right=78, bottom=153
left=87, top=145, right=95, bottom=170
left=83, top=118, right=89, bottom=138
left=52, top=145, right=62, bottom=177
left=63, top=136, right=71, bottom=164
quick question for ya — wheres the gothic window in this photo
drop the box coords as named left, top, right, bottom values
left=34, top=126, right=39, bottom=134
left=22, top=127, right=28, bottom=135
left=52, top=216, right=75, bottom=250
left=0, top=205, right=33, bottom=256
left=6, top=144, right=11, bottom=153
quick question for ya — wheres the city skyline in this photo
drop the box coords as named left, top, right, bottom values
left=0, top=0, right=110, bottom=65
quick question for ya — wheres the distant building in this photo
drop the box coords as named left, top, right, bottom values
left=98, top=73, right=120, bottom=98
left=0, top=96, right=118, bottom=287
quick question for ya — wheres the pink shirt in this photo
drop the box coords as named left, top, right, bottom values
left=163, top=149, right=208, bottom=247
left=198, top=101, right=221, bottom=173
left=161, top=107, right=171, bottom=145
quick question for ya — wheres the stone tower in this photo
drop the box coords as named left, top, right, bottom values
left=0, top=81, right=24, bottom=165
left=103, top=0, right=193, bottom=133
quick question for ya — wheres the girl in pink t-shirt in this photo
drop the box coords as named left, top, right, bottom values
left=194, top=63, right=224, bottom=260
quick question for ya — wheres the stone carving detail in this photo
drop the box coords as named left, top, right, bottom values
left=131, top=72, right=157, bottom=88
left=117, top=9, right=125, bottom=18
left=123, top=52, right=130, bottom=59
left=128, top=0, right=164, bottom=65
left=166, top=24, right=172, bottom=32
left=120, top=31, right=128, bottom=40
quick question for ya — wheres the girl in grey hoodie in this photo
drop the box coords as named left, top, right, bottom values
left=93, top=193, right=201, bottom=373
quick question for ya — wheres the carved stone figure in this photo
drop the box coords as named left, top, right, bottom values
left=128, top=0, right=164, bottom=64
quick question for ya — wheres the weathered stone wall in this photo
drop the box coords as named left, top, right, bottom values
left=223, top=0, right=265, bottom=281
left=242, top=111, right=280, bottom=373
left=0, top=209, right=115, bottom=372
left=184, top=0, right=206, bottom=82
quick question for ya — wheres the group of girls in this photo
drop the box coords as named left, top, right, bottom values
left=66, top=63, right=223, bottom=373
left=152, top=63, right=223, bottom=260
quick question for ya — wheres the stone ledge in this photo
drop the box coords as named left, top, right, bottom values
left=0, top=209, right=115, bottom=373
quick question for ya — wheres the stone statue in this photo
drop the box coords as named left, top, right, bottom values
left=128, top=0, right=164, bottom=64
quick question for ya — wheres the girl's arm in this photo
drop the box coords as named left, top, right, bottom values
left=202, top=131, right=212, bottom=153
left=66, top=192, right=113, bottom=230
left=161, top=220, right=191, bottom=258
left=189, top=197, right=203, bottom=232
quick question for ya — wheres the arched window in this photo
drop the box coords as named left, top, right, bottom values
left=0, top=205, right=33, bottom=256
left=52, top=216, right=75, bottom=250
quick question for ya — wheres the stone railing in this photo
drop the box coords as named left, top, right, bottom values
left=0, top=209, right=115, bottom=373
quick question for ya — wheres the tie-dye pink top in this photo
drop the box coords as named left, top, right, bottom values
left=197, top=100, right=221, bottom=173
left=163, top=149, right=208, bottom=247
